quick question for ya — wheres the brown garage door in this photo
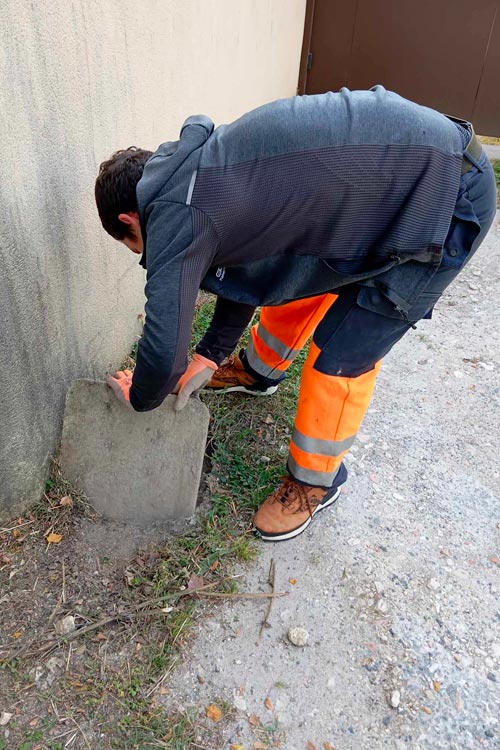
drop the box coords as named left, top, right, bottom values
left=298, top=0, right=500, bottom=136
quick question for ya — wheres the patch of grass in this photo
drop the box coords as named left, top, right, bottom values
left=478, top=135, right=500, bottom=146
left=254, top=717, right=287, bottom=747
left=2, top=296, right=305, bottom=749
left=17, top=719, right=63, bottom=750
left=30, top=459, right=93, bottom=524
left=114, top=702, right=183, bottom=749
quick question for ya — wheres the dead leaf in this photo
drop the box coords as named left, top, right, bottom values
left=12, top=529, right=21, bottom=538
left=248, top=713, right=261, bottom=727
left=490, top=556, right=500, bottom=566
left=420, top=706, right=433, bottom=715
left=188, top=573, right=206, bottom=590
left=59, top=495, right=73, bottom=507
left=323, top=743, right=336, bottom=750
left=289, top=578, right=298, bottom=585
left=433, top=680, right=441, bottom=692
left=253, top=743, right=267, bottom=750
left=0, top=553, right=12, bottom=565
left=210, top=559, right=220, bottom=571
left=96, top=632, right=107, bottom=641
left=231, top=745, right=244, bottom=750
left=46, top=532, right=62, bottom=544
left=206, top=704, right=223, bottom=722
left=307, top=743, right=318, bottom=750
left=264, top=697, right=273, bottom=710
left=124, top=570, right=135, bottom=586
left=263, top=414, right=274, bottom=424
left=0, top=712, right=13, bottom=726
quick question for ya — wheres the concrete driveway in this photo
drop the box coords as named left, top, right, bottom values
left=163, top=215, right=500, bottom=750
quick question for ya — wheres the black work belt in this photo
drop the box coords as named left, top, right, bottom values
left=461, top=132, right=483, bottom=175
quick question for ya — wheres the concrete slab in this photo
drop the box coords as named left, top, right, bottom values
left=60, top=380, right=209, bottom=525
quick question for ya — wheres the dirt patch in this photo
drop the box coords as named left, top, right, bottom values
left=0, top=457, right=239, bottom=750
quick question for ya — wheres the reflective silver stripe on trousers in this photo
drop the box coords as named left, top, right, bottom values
left=291, top=427, right=355, bottom=456
left=186, top=170, right=198, bottom=205
left=257, top=324, right=301, bottom=362
left=287, top=454, right=340, bottom=488
left=245, top=324, right=301, bottom=379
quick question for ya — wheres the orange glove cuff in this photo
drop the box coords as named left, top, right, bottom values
left=193, top=353, right=218, bottom=371
left=177, top=353, right=218, bottom=390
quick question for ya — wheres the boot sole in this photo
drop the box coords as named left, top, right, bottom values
left=254, top=486, right=341, bottom=542
left=204, top=384, right=279, bottom=396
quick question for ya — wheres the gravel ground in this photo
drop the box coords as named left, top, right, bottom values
left=162, top=215, right=500, bottom=750
left=483, top=144, right=500, bottom=161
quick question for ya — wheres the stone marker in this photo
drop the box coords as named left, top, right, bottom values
left=60, top=379, right=209, bottom=525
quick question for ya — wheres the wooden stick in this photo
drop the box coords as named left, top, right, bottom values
left=8, top=585, right=288, bottom=659
left=259, top=558, right=276, bottom=638
left=0, top=520, right=35, bottom=533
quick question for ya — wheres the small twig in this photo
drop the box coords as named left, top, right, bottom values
left=71, top=716, right=92, bottom=750
left=195, top=590, right=286, bottom=599
left=50, top=697, right=60, bottom=719
left=0, top=520, right=35, bottom=533
left=259, top=558, right=276, bottom=639
left=65, top=642, right=72, bottom=672
left=100, top=643, right=108, bottom=678
left=43, top=508, right=71, bottom=539
left=50, top=727, right=75, bottom=741
left=44, top=492, right=57, bottom=509
left=144, top=657, right=179, bottom=698
left=62, top=560, right=66, bottom=604
left=7, top=580, right=287, bottom=660
left=47, top=599, right=62, bottom=628
left=64, top=732, right=77, bottom=747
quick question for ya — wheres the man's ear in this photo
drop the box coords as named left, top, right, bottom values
left=118, top=212, right=141, bottom=236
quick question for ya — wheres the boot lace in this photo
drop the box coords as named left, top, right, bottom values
left=272, top=478, right=319, bottom=517
left=213, top=356, right=241, bottom=383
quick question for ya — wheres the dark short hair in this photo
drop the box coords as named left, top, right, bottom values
left=95, top=147, right=153, bottom=240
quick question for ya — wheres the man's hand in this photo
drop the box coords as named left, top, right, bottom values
left=106, top=369, right=134, bottom=409
left=174, top=354, right=218, bottom=411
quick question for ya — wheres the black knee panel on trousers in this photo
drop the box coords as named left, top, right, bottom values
left=312, top=284, right=410, bottom=378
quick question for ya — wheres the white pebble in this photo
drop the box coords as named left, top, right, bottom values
left=233, top=694, right=247, bottom=711
left=390, top=690, right=401, bottom=708
left=287, top=626, right=309, bottom=647
left=55, top=615, right=75, bottom=635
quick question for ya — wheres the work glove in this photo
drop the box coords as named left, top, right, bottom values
left=174, top=353, right=218, bottom=411
left=106, top=369, right=134, bottom=409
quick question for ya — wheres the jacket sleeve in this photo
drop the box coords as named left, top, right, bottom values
left=195, top=297, right=256, bottom=365
left=130, top=201, right=217, bottom=411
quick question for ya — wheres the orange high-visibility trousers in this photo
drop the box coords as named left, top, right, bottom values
left=246, top=293, right=381, bottom=487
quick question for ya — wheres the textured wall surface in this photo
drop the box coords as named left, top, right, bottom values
left=0, top=0, right=306, bottom=519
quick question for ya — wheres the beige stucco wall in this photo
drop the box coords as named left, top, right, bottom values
left=0, top=0, right=306, bottom=519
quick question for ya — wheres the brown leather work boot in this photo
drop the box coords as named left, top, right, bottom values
left=205, top=353, right=279, bottom=396
left=253, top=477, right=341, bottom=541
